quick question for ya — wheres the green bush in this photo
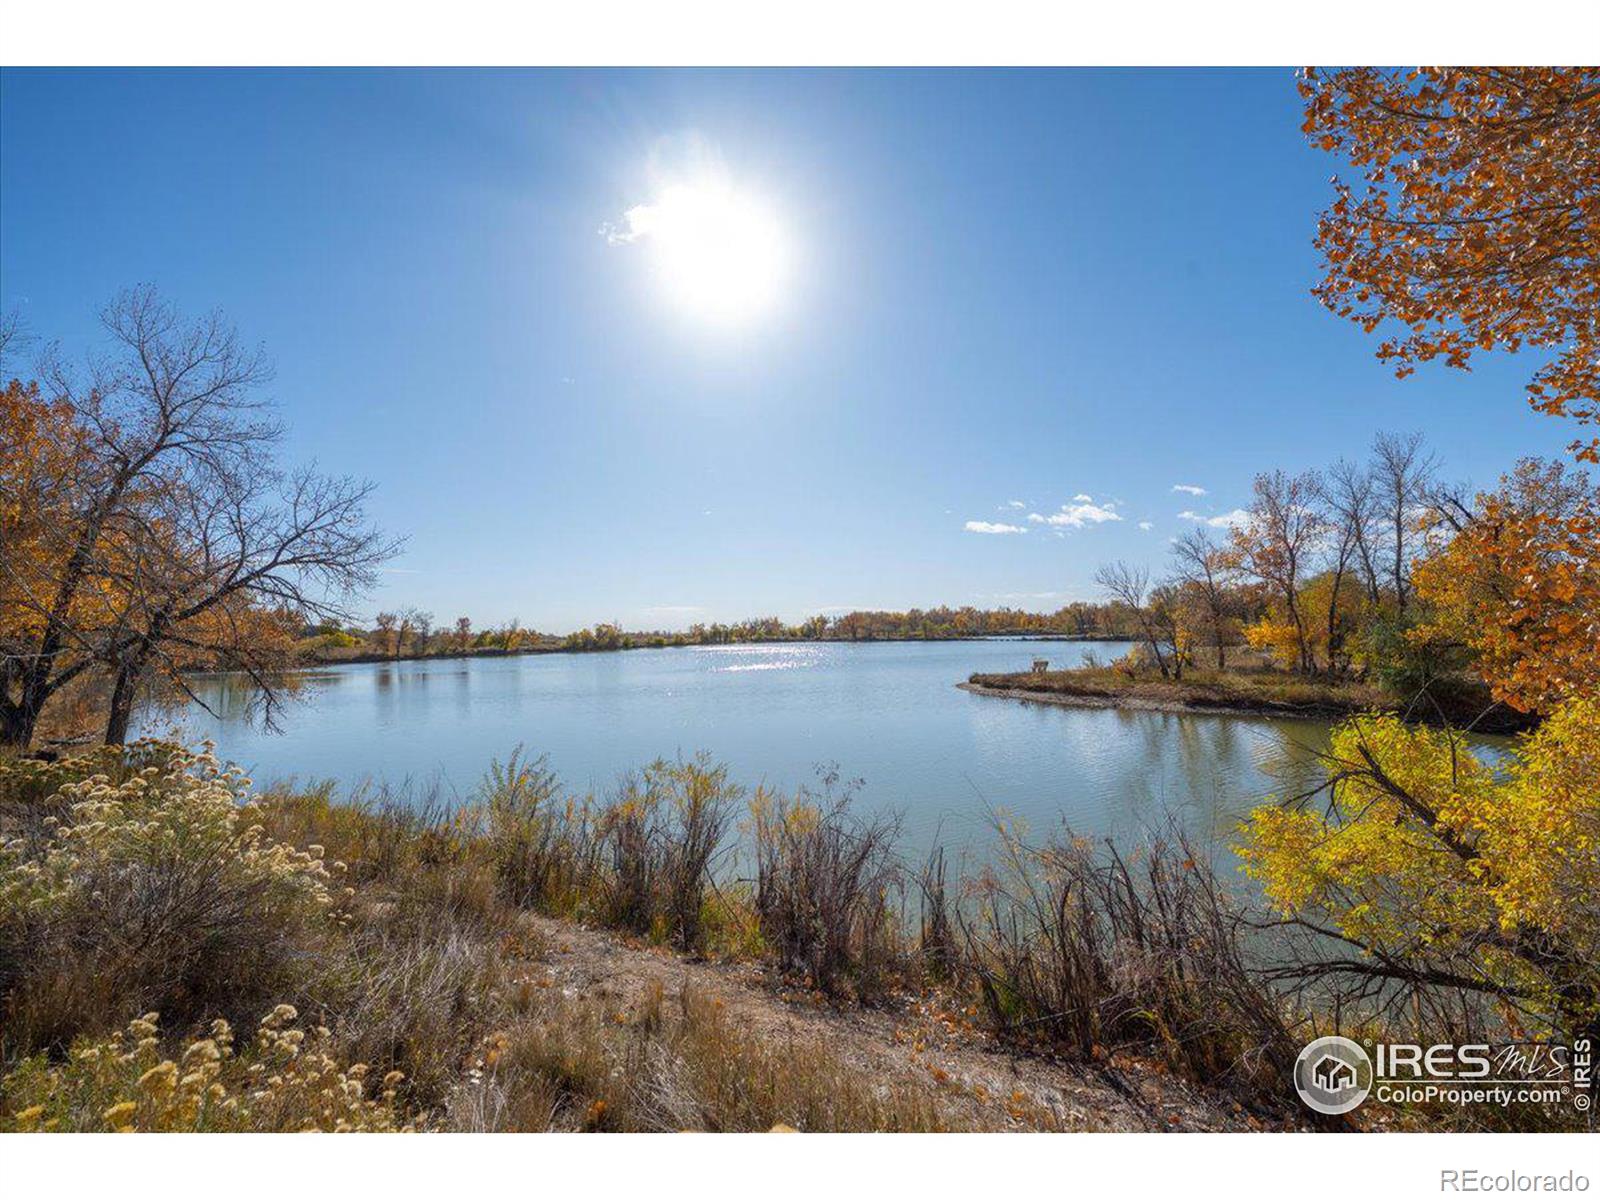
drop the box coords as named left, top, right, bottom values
left=1353, top=612, right=1473, bottom=708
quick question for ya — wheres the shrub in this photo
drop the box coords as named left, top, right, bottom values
left=1, top=1006, right=409, bottom=1132
left=474, top=750, right=738, bottom=955
left=1352, top=612, right=1473, bottom=709
left=257, top=779, right=422, bottom=887
left=1241, top=705, right=1600, bottom=1054
left=651, top=756, right=739, bottom=952
left=596, top=756, right=739, bottom=952
left=478, top=749, right=598, bottom=913
left=0, top=741, right=343, bottom=1055
left=960, top=823, right=1298, bottom=1112
left=751, top=774, right=903, bottom=1000
left=917, top=846, right=956, bottom=981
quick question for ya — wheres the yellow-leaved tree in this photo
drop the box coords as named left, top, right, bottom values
left=1239, top=457, right=1600, bottom=1055
left=1240, top=703, right=1599, bottom=1046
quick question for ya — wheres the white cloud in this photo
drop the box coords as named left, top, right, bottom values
left=1072, top=493, right=1093, bottom=503
left=1005, top=499, right=1027, bottom=509
left=1138, top=521, right=1154, bottom=531
left=1026, top=501, right=1123, bottom=529
left=1179, top=508, right=1250, bottom=529
left=1172, top=484, right=1208, bottom=496
left=965, top=520, right=1028, bottom=535
left=601, top=203, right=657, bottom=246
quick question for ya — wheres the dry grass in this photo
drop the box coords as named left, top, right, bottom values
left=447, top=981, right=959, bottom=1132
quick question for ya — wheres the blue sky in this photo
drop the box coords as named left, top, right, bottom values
left=0, top=68, right=1573, bottom=631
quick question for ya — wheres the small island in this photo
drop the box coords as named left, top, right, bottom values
left=963, top=655, right=1540, bottom=734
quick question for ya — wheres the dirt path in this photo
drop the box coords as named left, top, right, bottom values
left=520, top=914, right=1268, bottom=1132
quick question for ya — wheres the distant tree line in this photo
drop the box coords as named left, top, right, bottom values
left=317, top=603, right=1164, bottom=661
left=304, top=610, right=549, bottom=659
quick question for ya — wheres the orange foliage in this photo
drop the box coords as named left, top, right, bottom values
left=1, top=380, right=87, bottom=643
left=1303, top=67, right=1600, bottom=461
left=1412, top=460, right=1600, bottom=713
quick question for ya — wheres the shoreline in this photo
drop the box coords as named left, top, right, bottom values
left=956, top=680, right=1355, bottom=721
left=957, top=679, right=1539, bottom=733
left=297, top=632, right=1137, bottom=668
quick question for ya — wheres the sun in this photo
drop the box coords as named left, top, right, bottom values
left=616, top=179, right=790, bottom=325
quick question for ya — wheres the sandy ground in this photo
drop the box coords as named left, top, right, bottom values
left=518, top=913, right=1283, bottom=1132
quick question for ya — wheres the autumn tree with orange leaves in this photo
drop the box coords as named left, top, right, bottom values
left=1302, top=67, right=1600, bottom=461
left=1413, top=458, right=1600, bottom=715
left=0, top=290, right=398, bottom=748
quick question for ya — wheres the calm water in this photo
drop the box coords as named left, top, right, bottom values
left=138, top=640, right=1335, bottom=857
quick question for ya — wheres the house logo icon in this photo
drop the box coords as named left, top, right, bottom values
left=1313, top=1055, right=1356, bottom=1092
left=1294, top=1036, right=1373, bottom=1115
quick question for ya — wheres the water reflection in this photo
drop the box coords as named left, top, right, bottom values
left=142, top=641, right=1351, bottom=859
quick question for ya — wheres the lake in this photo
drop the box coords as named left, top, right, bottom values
left=139, top=639, right=1336, bottom=858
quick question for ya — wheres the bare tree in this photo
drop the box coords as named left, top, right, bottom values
left=1169, top=527, right=1235, bottom=669
left=1372, top=432, right=1437, bottom=613
left=1325, top=457, right=1382, bottom=607
left=0, top=288, right=398, bottom=747
left=1232, top=470, right=1326, bottom=674
left=96, top=465, right=396, bottom=742
left=1094, top=560, right=1175, bottom=678
left=0, top=309, right=23, bottom=360
left=1315, top=462, right=1373, bottom=674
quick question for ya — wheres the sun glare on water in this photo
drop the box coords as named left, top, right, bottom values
left=612, top=178, right=791, bottom=326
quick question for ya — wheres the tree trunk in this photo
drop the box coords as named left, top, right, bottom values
left=1139, top=617, right=1171, bottom=679
left=1393, top=509, right=1408, bottom=613
left=1326, top=561, right=1349, bottom=677
left=0, top=700, right=37, bottom=750
left=2, top=665, right=58, bottom=750
left=104, top=665, right=139, bottom=745
left=1286, top=594, right=1313, bottom=675
left=103, top=624, right=163, bottom=746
